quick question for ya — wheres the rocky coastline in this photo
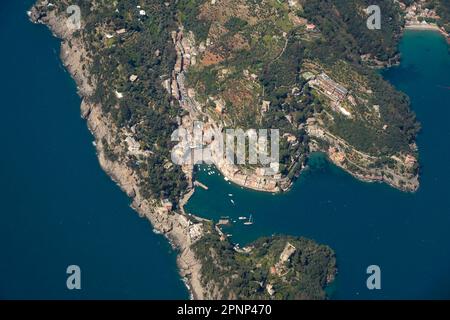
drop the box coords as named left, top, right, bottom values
left=29, top=3, right=208, bottom=300
left=28, top=0, right=427, bottom=300
left=307, top=119, right=419, bottom=192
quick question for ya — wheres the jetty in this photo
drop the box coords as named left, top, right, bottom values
left=193, top=180, right=209, bottom=190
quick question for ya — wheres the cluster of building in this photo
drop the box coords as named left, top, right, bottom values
left=172, top=31, right=197, bottom=74
left=161, top=198, right=173, bottom=211
left=306, top=71, right=353, bottom=117
left=265, top=242, right=297, bottom=296
left=313, top=73, right=348, bottom=102
left=170, top=211, right=204, bottom=243
left=272, top=242, right=297, bottom=276
left=218, top=159, right=282, bottom=192
left=103, top=5, right=150, bottom=39
left=124, top=133, right=152, bottom=157
left=402, top=1, right=440, bottom=24
left=390, top=153, right=418, bottom=170
left=164, top=30, right=205, bottom=117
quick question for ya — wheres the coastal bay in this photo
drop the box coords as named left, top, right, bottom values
left=26, top=0, right=341, bottom=299
left=185, top=30, right=450, bottom=299
left=1, top=0, right=449, bottom=300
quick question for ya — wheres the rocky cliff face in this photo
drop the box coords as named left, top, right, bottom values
left=84, top=100, right=208, bottom=299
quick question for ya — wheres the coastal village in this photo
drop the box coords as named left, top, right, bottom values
left=75, top=0, right=424, bottom=197
left=401, top=0, right=450, bottom=41
left=28, top=0, right=440, bottom=300
left=166, top=28, right=292, bottom=193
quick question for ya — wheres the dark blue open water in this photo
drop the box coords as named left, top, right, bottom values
left=0, top=0, right=187, bottom=299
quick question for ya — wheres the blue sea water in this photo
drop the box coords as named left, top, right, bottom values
left=0, top=0, right=187, bottom=299
left=186, top=31, right=450, bottom=299
left=1, top=0, right=449, bottom=300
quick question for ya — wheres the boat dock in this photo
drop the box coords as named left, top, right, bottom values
left=193, top=180, right=209, bottom=190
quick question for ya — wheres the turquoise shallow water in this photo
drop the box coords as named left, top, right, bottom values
left=186, top=31, right=450, bottom=299
left=0, top=1, right=187, bottom=299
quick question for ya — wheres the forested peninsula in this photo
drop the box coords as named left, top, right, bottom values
left=29, top=0, right=447, bottom=299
